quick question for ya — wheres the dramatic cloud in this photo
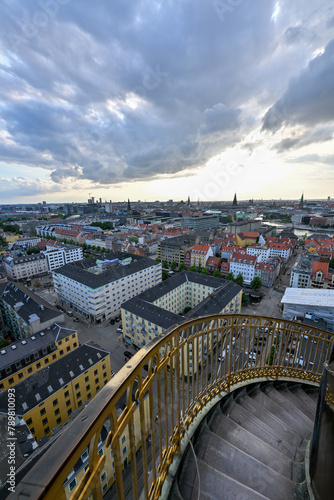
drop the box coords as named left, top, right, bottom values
left=0, top=0, right=334, bottom=200
left=262, top=39, right=334, bottom=132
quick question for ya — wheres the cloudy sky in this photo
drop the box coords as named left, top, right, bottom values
left=0, top=0, right=334, bottom=204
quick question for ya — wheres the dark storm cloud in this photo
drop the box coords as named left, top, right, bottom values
left=262, top=38, right=334, bottom=132
left=0, top=0, right=334, bottom=196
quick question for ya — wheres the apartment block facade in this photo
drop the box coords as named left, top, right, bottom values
left=0, top=324, right=79, bottom=391
left=0, top=344, right=111, bottom=441
left=3, top=254, right=48, bottom=281
left=42, top=245, right=83, bottom=272
left=53, top=253, right=162, bottom=323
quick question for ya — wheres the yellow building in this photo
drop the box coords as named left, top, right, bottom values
left=236, top=231, right=259, bottom=247
left=63, top=393, right=150, bottom=498
left=121, top=271, right=242, bottom=376
left=0, top=324, right=79, bottom=391
left=4, top=234, right=20, bottom=244
left=0, top=343, right=111, bottom=441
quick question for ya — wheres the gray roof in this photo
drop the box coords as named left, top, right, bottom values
left=4, top=254, right=46, bottom=265
left=127, top=271, right=222, bottom=304
left=0, top=344, right=109, bottom=415
left=122, top=272, right=241, bottom=329
left=123, top=297, right=182, bottom=329
left=1, top=282, right=62, bottom=325
left=159, top=234, right=197, bottom=248
left=0, top=323, right=77, bottom=371
left=53, top=252, right=159, bottom=289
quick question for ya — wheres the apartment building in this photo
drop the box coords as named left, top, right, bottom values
left=236, top=232, right=259, bottom=247
left=290, top=254, right=313, bottom=288
left=3, top=254, right=48, bottom=281
left=229, top=252, right=260, bottom=285
left=157, top=234, right=197, bottom=266
left=62, top=384, right=150, bottom=498
left=0, top=282, right=64, bottom=339
left=13, top=237, right=41, bottom=249
left=0, top=324, right=79, bottom=391
left=121, top=272, right=242, bottom=375
left=254, top=257, right=282, bottom=287
left=0, top=344, right=111, bottom=441
left=190, top=244, right=213, bottom=267
left=42, top=244, right=83, bottom=272
left=53, top=253, right=162, bottom=323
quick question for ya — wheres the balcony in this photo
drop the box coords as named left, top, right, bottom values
left=12, top=314, right=334, bottom=500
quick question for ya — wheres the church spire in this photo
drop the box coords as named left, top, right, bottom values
left=232, top=193, right=237, bottom=206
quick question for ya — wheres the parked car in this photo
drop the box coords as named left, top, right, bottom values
left=116, top=327, right=123, bottom=334
left=124, top=351, right=133, bottom=359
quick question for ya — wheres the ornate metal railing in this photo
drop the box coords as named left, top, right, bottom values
left=13, top=315, right=333, bottom=500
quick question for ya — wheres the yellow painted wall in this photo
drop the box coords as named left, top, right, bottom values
left=23, top=354, right=111, bottom=441
left=0, top=332, right=79, bottom=391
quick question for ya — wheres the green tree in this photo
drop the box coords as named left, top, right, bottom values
left=27, top=247, right=40, bottom=255
left=226, top=214, right=233, bottom=223
left=162, top=270, right=169, bottom=280
left=235, top=273, right=244, bottom=286
left=0, top=339, right=10, bottom=348
left=329, top=258, right=334, bottom=269
left=250, top=276, right=262, bottom=290
left=170, top=261, right=177, bottom=271
left=213, top=269, right=222, bottom=278
left=183, top=306, right=192, bottom=314
left=129, top=236, right=138, bottom=243
left=224, top=272, right=234, bottom=281
left=162, top=260, right=168, bottom=269
left=155, top=257, right=161, bottom=262
left=242, top=292, right=249, bottom=306
left=201, top=268, right=209, bottom=275
left=179, top=262, right=186, bottom=271
left=189, top=265, right=198, bottom=272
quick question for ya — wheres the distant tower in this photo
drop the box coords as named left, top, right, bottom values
left=299, top=193, right=304, bottom=209
left=233, top=193, right=238, bottom=206
left=187, top=196, right=190, bottom=207
left=127, top=199, right=134, bottom=224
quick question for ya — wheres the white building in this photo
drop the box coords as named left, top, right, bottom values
left=246, top=245, right=270, bottom=260
left=3, top=254, right=48, bottom=281
left=13, top=237, right=41, bottom=249
left=42, top=245, right=83, bottom=272
left=53, top=254, right=162, bottom=323
left=229, top=252, right=260, bottom=285
left=290, top=254, right=312, bottom=288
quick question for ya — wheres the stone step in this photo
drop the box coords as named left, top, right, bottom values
left=247, top=385, right=312, bottom=438
left=220, top=395, right=300, bottom=459
left=207, top=409, right=292, bottom=479
left=263, top=383, right=315, bottom=427
left=194, top=424, right=295, bottom=500
left=234, top=389, right=304, bottom=448
left=178, top=451, right=269, bottom=500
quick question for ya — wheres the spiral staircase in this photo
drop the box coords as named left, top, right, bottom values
left=169, top=381, right=318, bottom=500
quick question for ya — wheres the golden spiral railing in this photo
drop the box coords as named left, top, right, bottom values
left=12, top=314, right=333, bottom=500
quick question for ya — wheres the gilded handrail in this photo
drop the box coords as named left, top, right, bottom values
left=12, top=314, right=333, bottom=500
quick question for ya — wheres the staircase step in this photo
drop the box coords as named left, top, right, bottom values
left=267, top=383, right=316, bottom=424
left=178, top=451, right=268, bottom=500
left=220, top=396, right=299, bottom=459
left=247, top=385, right=312, bottom=438
left=234, top=389, right=304, bottom=448
left=194, top=424, right=295, bottom=500
left=207, top=410, right=292, bottom=478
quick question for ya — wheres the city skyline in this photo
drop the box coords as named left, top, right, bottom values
left=0, top=0, right=334, bottom=204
